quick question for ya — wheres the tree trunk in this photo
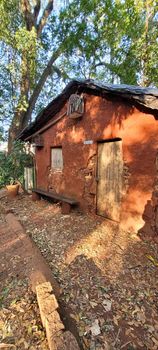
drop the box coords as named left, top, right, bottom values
left=8, top=48, right=61, bottom=152
left=22, top=49, right=61, bottom=126
left=141, top=0, right=150, bottom=87
left=8, top=52, right=30, bottom=153
left=8, top=0, right=54, bottom=152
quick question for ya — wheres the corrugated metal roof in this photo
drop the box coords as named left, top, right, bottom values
left=18, top=79, right=158, bottom=140
left=86, top=80, right=158, bottom=96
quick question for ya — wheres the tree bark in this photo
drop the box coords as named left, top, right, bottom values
left=36, top=0, right=54, bottom=37
left=8, top=57, right=29, bottom=152
left=8, top=46, right=63, bottom=152
left=22, top=48, right=62, bottom=127
left=8, top=0, right=54, bottom=152
left=141, top=0, right=150, bottom=87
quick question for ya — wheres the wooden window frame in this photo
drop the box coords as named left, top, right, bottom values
left=67, top=94, right=84, bottom=119
left=51, top=147, right=63, bottom=171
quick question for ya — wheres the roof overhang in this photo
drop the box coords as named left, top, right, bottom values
left=18, top=79, right=158, bottom=141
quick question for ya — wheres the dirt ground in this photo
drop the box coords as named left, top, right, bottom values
left=1, top=193, right=158, bottom=350
left=0, top=212, right=49, bottom=349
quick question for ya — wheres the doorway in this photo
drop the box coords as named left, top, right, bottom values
left=97, top=139, right=123, bottom=221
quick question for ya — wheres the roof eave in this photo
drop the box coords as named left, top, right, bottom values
left=18, top=79, right=158, bottom=141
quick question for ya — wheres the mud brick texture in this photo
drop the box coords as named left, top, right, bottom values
left=36, top=282, right=80, bottom=350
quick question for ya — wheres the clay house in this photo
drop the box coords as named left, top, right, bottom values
left=19, top=79, right=158, bottom=236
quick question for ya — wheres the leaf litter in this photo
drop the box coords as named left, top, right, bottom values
left=0, top=276, right=48, bottom=349
left=1, top=193, right=158, bottom=349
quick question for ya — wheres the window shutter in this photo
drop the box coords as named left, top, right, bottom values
left=51, top=148, right=63, bottom=170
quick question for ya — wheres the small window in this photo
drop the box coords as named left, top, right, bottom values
left=51, top=147, right=63, bottom=170
left=67, top=94, right=84, bottom=119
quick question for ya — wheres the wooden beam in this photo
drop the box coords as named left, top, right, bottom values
left=25, top=112, right=66, bottom=141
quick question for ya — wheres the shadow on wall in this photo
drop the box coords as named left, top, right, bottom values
left=91, top=97, right=158, bottom=235
left=36, top=93, right=158, bottom=236
left=138, top=151, right=158, bottom=241
left=120, top=133, right=158, bottom=234
left=76, top=95, right=136, bottom=141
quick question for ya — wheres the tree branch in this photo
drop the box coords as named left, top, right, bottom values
left=36, top=0, right=54, bottom=37
left=23, top=47, right=62, bottom=126
left=21, top=0, right=35, bottom=30
left=34, top=0, right=41, bottom=23
left=51, top=65, right=70, bottom=80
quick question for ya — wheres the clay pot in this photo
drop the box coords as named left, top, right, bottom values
left=6, top=184, right=19, bottom=198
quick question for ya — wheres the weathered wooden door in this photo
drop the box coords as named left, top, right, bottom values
left=97, top=140, right=123, bottom=221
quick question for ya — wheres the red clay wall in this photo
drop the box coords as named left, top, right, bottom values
left=35, top=93, right=158, bottom=235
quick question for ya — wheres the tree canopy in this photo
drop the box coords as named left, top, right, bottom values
left=0, top=0, right=157, bottom=149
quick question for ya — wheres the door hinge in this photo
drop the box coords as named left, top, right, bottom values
left=95, top=176, right=100, bottom=182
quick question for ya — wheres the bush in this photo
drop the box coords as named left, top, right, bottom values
left=0, top=141, right=33, bottom=188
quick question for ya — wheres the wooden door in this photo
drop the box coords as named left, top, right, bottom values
left=97, top=140, right=123, bottom=221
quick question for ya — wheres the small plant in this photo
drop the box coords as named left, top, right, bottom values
left=0, top=140, right=33, bottom=188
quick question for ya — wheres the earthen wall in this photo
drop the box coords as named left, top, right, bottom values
left=35, top=93, right=158, bottom=234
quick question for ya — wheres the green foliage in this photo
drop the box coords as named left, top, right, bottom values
left=0, top=0, right=20, bottom=43
left=0, top=141, right=33, bottom=188
left=49, top=0, right=158, bottom=86
left=15, top=26, right=38, bottom=89
left=0, top=127, right=4, bottom=141
left=0, top=0, right=158, bottom=144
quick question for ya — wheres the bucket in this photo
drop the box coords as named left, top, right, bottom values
left=6, top=184, right=19, bottom=198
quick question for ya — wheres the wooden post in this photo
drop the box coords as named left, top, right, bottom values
left=61, top=202, right=71, bottom=214
left=32, top=192, right=41, bottom=201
